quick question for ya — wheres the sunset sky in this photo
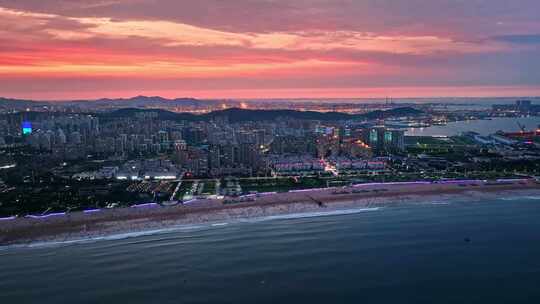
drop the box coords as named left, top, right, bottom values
left=1, top=0, right=539, bottom=100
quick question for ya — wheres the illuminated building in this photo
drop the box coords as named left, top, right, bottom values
left=365, top=127, right=405, bottom=154
left=22, top=121, right=32, bottom=135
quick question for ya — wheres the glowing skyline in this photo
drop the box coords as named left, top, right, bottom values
left=1, top=1, right=539, bottom=100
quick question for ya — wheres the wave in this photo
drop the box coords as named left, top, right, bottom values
left=0, top=207, right=382, bottom=251
left=500, top=197, right=520, bottom=201
left=500, top=195, right=540, bottom=201
left=211, top=223, right=229, bottom=227
left=0, top=224, right=207, bottom=251
left=239, top=207, right=381, bottom=223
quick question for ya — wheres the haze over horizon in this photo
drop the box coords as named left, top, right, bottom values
left=1, top=0, right=539, bottom=100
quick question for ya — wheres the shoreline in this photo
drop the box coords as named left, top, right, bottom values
left=1, top=180, right=540, bottom=246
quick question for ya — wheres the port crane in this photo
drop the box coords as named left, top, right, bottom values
left=516, top=121, right=526, bottom=133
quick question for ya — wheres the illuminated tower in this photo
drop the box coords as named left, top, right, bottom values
left=22, top=121, right=32, bottom=135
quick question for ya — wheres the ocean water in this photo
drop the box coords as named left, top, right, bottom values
left=406, top=116, right=540, bottom=137
left=1, top=197, right=540, bottom=303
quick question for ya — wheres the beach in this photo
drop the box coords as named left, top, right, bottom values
left=1, top=179, right=540, bottom=246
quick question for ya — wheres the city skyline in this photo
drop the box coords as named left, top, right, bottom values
left=1, top=0, right=540, bottom=99
left=2, top=2, right=540, bottom=302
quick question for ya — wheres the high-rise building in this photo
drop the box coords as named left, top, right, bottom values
left=57, top=129, right=67, bottom=145
left=158, top=130, right=169, bottom=143
left=238, top=143, right=261, bottom=168
left=22, top=121, right=32, bottom=135
left=516, top=100, right=532, bottom=111
left=365, top=127, right=404, bottom=154
left=70, top=131, right=82, bottom=145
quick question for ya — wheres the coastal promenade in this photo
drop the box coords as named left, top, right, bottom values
left=1, top=179, right=539, bottom=245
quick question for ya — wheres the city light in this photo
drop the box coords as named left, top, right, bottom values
left=22, top=121, right=32, bottom=135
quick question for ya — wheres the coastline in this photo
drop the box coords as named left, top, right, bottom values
left=1, top=180, right=540, bottom=246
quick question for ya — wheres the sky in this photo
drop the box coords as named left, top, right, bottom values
left=0, top=0, right=539, bottom=100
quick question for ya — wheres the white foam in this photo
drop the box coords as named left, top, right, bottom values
left=0, top=224, right=207, bottom=250
left=0, top=207, right=382, bottom=250
left=500, top=197, right=520, bottom=201
left=238, top=207, right=381, bottom=223
left=500, top=195, right=540, bottom=201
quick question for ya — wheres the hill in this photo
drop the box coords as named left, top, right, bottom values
left=66, top=96, right=219, bottom=108
left=0, top=96, right=221, bottom=111
left=0, top=97, right=49, bottom=109
left=102, top=107, right=424, bottom=123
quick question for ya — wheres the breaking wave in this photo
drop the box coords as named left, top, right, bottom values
left=0, top=207, right=382, bottom=250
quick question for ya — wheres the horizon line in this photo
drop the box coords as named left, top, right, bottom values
left=2, top=95, right=540, bottom=103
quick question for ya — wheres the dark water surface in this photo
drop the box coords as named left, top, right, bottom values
left=1, top=197, right=540, bottom=303
left=406, top=116, right=540, bottom=137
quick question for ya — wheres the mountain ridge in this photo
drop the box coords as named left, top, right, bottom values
left=0, top=96, right=220, bottom=110
left=102, top=107, right=424, bottom=123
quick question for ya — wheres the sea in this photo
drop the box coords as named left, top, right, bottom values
left=1, top=195, right=540, bottom=303
left=406, top=116, right=540, bottom=137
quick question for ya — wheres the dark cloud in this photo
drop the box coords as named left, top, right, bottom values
left=1, top=0, right=539, bottom=98
left=1, top=0, right=539, bottom=37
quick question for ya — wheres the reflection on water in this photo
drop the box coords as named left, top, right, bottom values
left=406, top=116, right=540, bottom=137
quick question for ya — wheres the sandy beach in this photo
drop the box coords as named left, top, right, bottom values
left=1, top=179, right=539, bottom=246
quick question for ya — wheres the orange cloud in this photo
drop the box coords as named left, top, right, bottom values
left=0, top=3, right=539, bottom=99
